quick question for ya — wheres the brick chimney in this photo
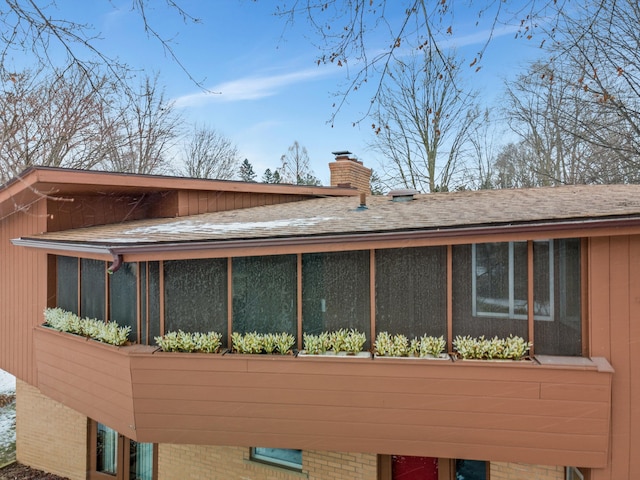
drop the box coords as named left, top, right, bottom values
left=329, top=151, right=372, bottom=194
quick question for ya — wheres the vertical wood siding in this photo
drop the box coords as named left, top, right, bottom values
left=0, top=199, right=49, bottom=383
left=176, top=191, right=309, bottom=216
left=589, top=235, right=640, bottom=480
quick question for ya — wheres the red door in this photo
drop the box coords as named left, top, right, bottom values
left=392, top=456, right=438, bottom=480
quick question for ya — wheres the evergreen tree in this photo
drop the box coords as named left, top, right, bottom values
left=238, top=159, right=256, bottom=182
left=262, top=168, right=282, bottom=184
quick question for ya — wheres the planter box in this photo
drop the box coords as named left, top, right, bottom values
left=33, top=325, right=613, bottom=468
left=298, top=351, right=372, bottom=358
left=374, top=353, right=452, bottom=361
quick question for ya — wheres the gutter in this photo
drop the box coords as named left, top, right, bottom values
left=11, top=216, right=640, bottom=258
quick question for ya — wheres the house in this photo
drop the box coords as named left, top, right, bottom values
left=0, top=153, right=637, bottom=480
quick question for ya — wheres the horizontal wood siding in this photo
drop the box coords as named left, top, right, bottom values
left=33, top=327, right=139, bottom=437
left=32, top=326, right=611, bottom=468
left=0, top=200, right=48, bottom=383
left=128, top=355, right=611, bottom=467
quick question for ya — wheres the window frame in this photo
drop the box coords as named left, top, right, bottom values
left=472, top=240, right=554, bottom=321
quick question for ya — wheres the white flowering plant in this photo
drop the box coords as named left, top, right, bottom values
left=44, top=307, right=130, bottom=346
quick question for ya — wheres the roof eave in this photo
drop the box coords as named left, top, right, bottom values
left=12, top=216, right=640, bottom=258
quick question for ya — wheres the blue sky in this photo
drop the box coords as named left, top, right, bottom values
left=19, top=1, right=545, bottom=184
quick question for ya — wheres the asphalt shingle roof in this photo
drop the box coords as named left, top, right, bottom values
left=21, top=184, right=640, bottom=246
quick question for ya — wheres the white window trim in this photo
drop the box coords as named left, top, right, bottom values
left=472, top=241, right=554, bottom=321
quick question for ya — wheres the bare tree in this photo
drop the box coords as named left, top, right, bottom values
left=272, top=0, right=568, bottom=121
left=548, top=0, right=640, bottom=169
left=371, top=49, right=480, bottom=193
left=278, top=141, right=321, bottom=185
left=465, top=109, right=501, bottom=190
left=0, top=1, right=201, bottom=89
left=502, top=58, right=640, bottom=186
left=177, top=125, right=241, bottom=180
left=0, top=65, right=118, bottom=182
left=102, top=74, right=182, bottom=175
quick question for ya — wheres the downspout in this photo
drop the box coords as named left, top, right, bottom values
left=107, top=252, right=123, bottom=274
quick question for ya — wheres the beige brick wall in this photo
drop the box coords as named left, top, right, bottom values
left=491, top=462, right=565, bottom=480
left=15, top=380, right=87, bottom=480
left=158, top=444, right=377, bottom=480
left=305, top=450, right=377, bottom=480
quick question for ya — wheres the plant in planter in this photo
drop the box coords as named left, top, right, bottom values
left=43, top=308, right=130, bottom=346
left=155, top=330, right=223, bottom=353
left=262, top=333, right=278, bottom=354
left=274, top=332, right=296, bottom=355
left=232, top=331, right=263, bottom=354
left=409, top=335, right=447, bottom=358
left=302, top=329, right=367, bottom=355
left=302, top=332, right=331, bottom=354
left=374, top=332, right=410, bottom=357
left=342, top=329, right=367, bottom=355
left=231, top=331, right=296, bottom=355
left=453, top=334, right=531, bottom=360
left=329, top=328, right=348, bottom=354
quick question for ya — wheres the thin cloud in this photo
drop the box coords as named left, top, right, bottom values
left=173, top=67, right=333, bottom=107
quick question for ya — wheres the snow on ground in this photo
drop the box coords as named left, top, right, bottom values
left=0, top=369, right=16, bottom=465
left=0, top=369, right=15, bottom=394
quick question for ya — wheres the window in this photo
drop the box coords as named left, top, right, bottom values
left=164, top=258, right=227, bottom=336
left=139, top=261, right=161, bottom=346
left=472, top=241, right=553, bottom=320
left=454, top=239, right=582, bottom=355
left=90, top=421, right=156, bottom=480
left=251, top=447, right=302, bottom=470
left=81, top=258, right=106, bottom=320
left=56, top=256, right=78, bottom=314
left=96, top=423, right=117, bottom=475
left=302, top=251, right=370, bottom=339
left=110, top=262, right=138, bottom=343
left=566, top=467, right=586, bottom=480
left=455, top=459, right=487, bottom=480
left=232, top=255, right=297, bottom=335
left=375, top=247, right=447, bottom=339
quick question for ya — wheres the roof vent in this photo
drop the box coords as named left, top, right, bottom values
left=388, top=189, right=419, bottom=202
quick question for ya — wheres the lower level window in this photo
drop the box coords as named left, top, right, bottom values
left=91, top=421, right=156, bottom=480
left=456, top=459, right=487, bottom=480
left=251, top=447, right=302, bottom=470
left=566, top=467, right=585, bottom=480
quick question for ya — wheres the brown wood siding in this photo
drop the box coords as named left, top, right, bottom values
left=175, top=191, right=310, bottom=217
left=33, top=326, right=612, bottom=468
left=588, top=235, right=640, bottom=480
left=45, top=190, right=313, bottom=232
left=0, top=201, right=49, bottom=383
left=47, top=194, right=159, bottom=231
left=33, top=327, right=143, bottom=437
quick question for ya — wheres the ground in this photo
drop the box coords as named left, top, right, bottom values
left=0, top=463, right=69, bottom=480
